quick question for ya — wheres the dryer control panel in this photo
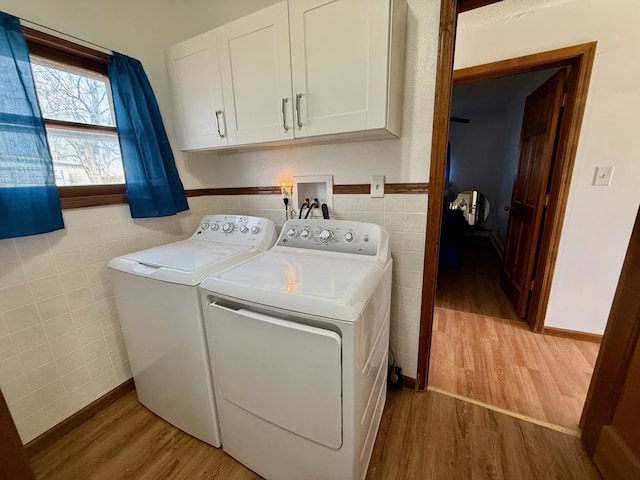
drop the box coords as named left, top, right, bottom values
left=192, top=215, right=276, bottom=248
left=277, top=219, right=384, bottom=256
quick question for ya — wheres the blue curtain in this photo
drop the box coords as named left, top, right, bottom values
left=108, top=52, right=188, bottom=218
left=0, top=12, right=63, bottom=239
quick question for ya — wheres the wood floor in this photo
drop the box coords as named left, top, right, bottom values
left=432, top=238, right=601, bottom=431
left=28, top=388, right=600, bottom=480
left=436, top=236, right=520, bottom=321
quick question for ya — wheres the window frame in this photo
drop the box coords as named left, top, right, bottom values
left=23, top=27, right=127, bottom=209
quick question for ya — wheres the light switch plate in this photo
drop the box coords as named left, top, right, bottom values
left=370, top=175, right=385, bottom=198
left=593, top=166, right=614, bottom=186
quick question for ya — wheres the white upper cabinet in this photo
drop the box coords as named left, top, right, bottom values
left=289, top=0, right=400, bottom=138
left=165, top=30, right=227, bottom=150
left=165, top=0, right=406, bottom=151
left=216, top=2, right=295, bottom=145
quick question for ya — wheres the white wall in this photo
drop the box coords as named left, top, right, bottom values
left=448, top=109, right=509, bottom=231
left=456, top=0, right=640, bottom=334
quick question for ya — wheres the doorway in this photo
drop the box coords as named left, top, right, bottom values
left=439, top=67, right=561, bottom=320
left=415, top=0, right=598, bottom=408
left=427, top=65, right=601, bottom=432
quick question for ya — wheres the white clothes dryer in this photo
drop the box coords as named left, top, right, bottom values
left=199, top=219, right=392, bottom=479
left=108, top=215, right=276, bottom=447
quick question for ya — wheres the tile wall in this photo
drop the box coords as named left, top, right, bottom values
left=0, top=193, right=426, bottom=443
left=0, top=197, right=213, bottom=442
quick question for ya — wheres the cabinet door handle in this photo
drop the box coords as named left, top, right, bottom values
left=215, top=110, right=225, bottom=138
left=282, top=98, right=290, bottom=132
left=295, top=93, right=303, bottom=129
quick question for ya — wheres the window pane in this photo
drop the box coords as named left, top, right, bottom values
left=31, top=60, right=115, bottom=127
left=47, top=128, right=124, bottom=186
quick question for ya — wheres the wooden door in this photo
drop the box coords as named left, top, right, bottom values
left=581, top=208, right=640, bottom=480
left=0, top=389, right=35, bottom=480
left=288, top=0, right=391, bottom=137
left=165, top=30, right=227, bottom=150
left=501, top=69, right=566, bottom=321
left=216, top=2, right=294, bottom=145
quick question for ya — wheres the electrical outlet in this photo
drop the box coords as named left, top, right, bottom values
left=370, top=175, right=385, bottom=198
left=593, top=166, right=614, bottom=186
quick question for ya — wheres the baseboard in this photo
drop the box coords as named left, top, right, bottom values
left=25, top=378, right=135, bottom=458
left=489, top=231, right=505, bottom=260
left=543, top=327, right=603, bottom=344
left=402, top=375, right=417, bottom=390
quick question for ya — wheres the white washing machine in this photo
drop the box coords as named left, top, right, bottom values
left=199, top=219, right=392, bottom=480
left=108, top=215, right=276, bottom=447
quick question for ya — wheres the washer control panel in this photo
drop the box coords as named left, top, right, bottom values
left=277, top=219, right=381, bottom=256
left=192, top=215, right=275, bottom=247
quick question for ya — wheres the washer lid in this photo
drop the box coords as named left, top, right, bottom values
left=200, top=247, right=387, bottom=321
left=123, top=240, right=250, bottom=272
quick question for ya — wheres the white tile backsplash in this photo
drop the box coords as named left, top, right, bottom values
left=0, top=355, right=23, bottom=383
left=0, top=199, right=214, bottom=443
left=21, top=254, right=58, bottom=280
left=0, top=240, right=19, bottom=263
left=0, top=193, right=426, bottom=442
left=18, top=343, right=54, bottom=373
left=11, top=325, right=47, bottom=352
left=5, top=305, right=41, bottom=333
left=59, top=269, right=89, bottom=292
left=0, top=262, right=26, bottom=288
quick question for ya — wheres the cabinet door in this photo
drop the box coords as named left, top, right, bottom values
left=165, top=30, right=227, bottom=150
left=217, top=2, right=294, bottom=145
left=289, top=0, right=391, bottom=138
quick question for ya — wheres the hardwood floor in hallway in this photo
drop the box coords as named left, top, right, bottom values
left=429, top=308, right=600, bottom=431
left=436, top=236, right=520, bottom=321
left=431, top=237, right=601, bottom=431
left=29, top=388, right=600, bottom=480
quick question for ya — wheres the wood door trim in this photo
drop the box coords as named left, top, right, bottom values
left=186, top=183, right=429, bottom=197
left=453, top=42, right=597, bottom=85
left=415, top=0, right=458, bottom=391
left=543, top=327, right=603, bottom=344
left=402, top=375, right=417, bottom=389
left=581, top=208, right=640, bottom=456
left=593, top=425, right=640, bottom=479
left=0, top=389, right=36, bottom=479
left=59, top=183, right=431, bottom=211
left=457, top=0, right=503, bottom=13
left=417, top=39, right=597, bottom=389
left=527, top=42, right=597, bottom=332
left=24, top=379, right=134, bottom=458
left=334, top=183, right=429, bottom=194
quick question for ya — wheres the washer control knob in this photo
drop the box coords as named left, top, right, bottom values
left=319, top=229, right=333, bottom=243
left=343, top=232, right=354, bottom=243
left=211, top=223, right=219, bottom=231
left=250, top=225, right=260, bottom=234
left=201, top=223, right=210, bottom=230
left=239, top=225, right=248, bottom=233
left=300, top=229, right=311, bottom=239
left=286, top=228, right=297, bottom=238
left=222, top=222, right=234, bottom=233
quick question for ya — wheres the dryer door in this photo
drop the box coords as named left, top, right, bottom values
left=207, top=302, right=343, bottom=449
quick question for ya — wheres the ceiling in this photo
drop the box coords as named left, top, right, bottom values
left=451, top=68, right=558, bottom=118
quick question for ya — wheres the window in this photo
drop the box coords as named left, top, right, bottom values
left=31, top=57, right=124, bottom=186
left=23, top=27, right=127, bottom=208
